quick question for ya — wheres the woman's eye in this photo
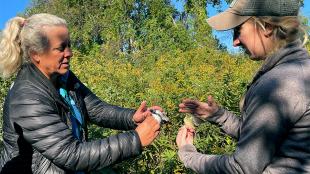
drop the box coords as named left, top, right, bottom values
left=67, top=41, right=71, bottom=48
left=233, top=26, right=241, bottom=38
left=54, top=40, right=71, bottom=52
left=56, top=46, right=66, bottom=52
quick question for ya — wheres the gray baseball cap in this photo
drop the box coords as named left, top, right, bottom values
left=207, top=0, right=300, bottom=31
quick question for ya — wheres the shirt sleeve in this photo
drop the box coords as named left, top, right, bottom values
left=207, top=108, right=242, bottom=139
left=10, top=83, right=142, bottom=172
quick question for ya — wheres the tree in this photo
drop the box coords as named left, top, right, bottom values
left=25, top=0, right=203, bottom=57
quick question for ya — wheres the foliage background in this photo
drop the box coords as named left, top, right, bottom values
left=0, top=0, right=308, bottom=173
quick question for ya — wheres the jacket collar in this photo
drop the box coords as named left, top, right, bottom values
left=20, top=63, right=69, bottom=109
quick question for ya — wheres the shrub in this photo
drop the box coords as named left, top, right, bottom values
left=70, top=46, right=260, bottom=173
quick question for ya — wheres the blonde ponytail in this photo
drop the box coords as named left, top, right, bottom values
left=0, top=17, right=25, bottom=78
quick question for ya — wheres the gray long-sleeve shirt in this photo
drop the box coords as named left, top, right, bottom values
left=178, top=40, right=310, bottom=174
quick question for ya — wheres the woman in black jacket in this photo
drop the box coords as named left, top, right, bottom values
left=0, top=13, right=161, bottom=173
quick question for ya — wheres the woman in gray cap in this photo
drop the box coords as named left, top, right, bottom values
left=176, top=0, right=310, bottom=173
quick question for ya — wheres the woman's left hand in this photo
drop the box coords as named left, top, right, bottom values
left=176, top=125, right=195, bottom=148
left=133, top=101, right=163, bottom=124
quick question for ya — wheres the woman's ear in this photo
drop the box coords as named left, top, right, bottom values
left=263, top=23, right=274, bottom=37
left=30, top=51, right=40, bottom=63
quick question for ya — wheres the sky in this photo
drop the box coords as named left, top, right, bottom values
left=0, top=0, right=309, bottom=53
left=0, top=0, right=30, bottom=30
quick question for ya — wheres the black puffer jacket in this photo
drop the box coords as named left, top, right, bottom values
left=0, top=63, right=142, bottom=173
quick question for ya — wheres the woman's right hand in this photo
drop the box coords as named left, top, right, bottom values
left=135, top=115, right=160, bottom=147
left=176, top=125, right=195, bottom=149
left=179, top=95, right=219, bottom=120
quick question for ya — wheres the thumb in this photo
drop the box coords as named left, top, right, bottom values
left=186, top=131, right=194, bottom=144
left=137, top=101, right=147, bottom=112
left=207, top=95, right=215, bottom=106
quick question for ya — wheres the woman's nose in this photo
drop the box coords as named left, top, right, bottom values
left=65, top=48, right=73, bottom=58
left=233, top=38, right=241, bottom=47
